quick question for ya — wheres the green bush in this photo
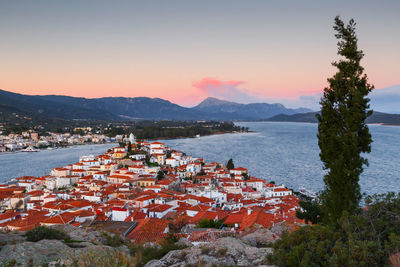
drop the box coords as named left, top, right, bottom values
left=200, top=246, right=211, bottom=255
left=271, top=193, right=400, bottom=266
left=217, top=247, right=227, bottom=256
left=196, top=219, right=223, bottom=229
left=25, top=226, right=69, bottom=242
left=101, top=232, right=125, bottom=247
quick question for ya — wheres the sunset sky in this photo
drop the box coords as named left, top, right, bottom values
left=0, top=0, right=399, bottom=110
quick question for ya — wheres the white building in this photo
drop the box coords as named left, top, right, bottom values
left=129, top=133, right=136, bottom=144
left=112, top=207, right=129, bottom=221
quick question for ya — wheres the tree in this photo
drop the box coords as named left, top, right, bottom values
left=226, top=158, right=234, bottom=170
left=295, top=200, right=322, bottom=224
left=127, top=141, right=132, bottom=154
left=157, top=170, right=165, bottom=180
left=317, top=16, right=373, bottom=223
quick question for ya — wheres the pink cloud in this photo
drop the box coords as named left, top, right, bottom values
left=192, top=77, right=259, bottom=103
left=193, top=77, right=245, bottom=89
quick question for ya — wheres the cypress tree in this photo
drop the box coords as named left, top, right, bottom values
left=317, top=16, right=373, bottom=222
left=226, top=158, right=234, bottom=170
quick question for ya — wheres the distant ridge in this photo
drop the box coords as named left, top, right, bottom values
left=193, top=97, right=313, bottom=120
left=266, top=111, right=400, bottom=125
left=0, top=89, right=312, bottom=121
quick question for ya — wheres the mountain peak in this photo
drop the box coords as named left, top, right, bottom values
left=195, top=97, right=238, bottom=108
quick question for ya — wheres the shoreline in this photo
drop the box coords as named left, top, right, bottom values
left=142, top=130, right=254, bottom=141
left=254, top=120, right=400, bottom=127
left=0, top=142, right=117, bottom=155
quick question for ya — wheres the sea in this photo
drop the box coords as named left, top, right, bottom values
left=160, top=122, right=400, bottom=196
left=0, top=143, right=115, bottom=183
left=0, top=122, right=399, bottom=196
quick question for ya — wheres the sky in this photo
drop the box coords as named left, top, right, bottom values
left=0, top=0, right=399, bottom=111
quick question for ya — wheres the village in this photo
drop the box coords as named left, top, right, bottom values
left=0, top=133, right=304, bottom=245
left=0, top=127, right=113, bottom=153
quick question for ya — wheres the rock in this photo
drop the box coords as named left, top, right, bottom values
left=0, top=239, right=74, bottom=265
left=144, top=237, right=275, bottom=267
left=0, top=231, right=25, bottom=245
left=0, top=238, right=129, bottom=266
left=143, top=241, right=162, bottom=249
left=176, top=237, right=193, bottom=247
left=241, top=228, right=278, bottom=247
left=50, top=224, right=104, bottom=244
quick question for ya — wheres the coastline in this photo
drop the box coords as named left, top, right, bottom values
left=144, top=130, right=254, bottom=141
left=0, top=142, right=117, bottom=155
left=257, top=120, right=400, bottom=127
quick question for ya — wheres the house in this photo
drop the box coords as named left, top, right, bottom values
left=143, top=204, right=174, bottom=218
left=150, top=153, right=166, bottom=165
left=0, top=210, right=20, bottom=224
left=41, top=212, right=76, bottom=226
left=107, top=175, right=132, bottom=184
left=194, top=175, right=214, bottom=184
left=71, top=169, right=86, bottom=177
left=166, top=158, right=178, bottom=167
left=50, top=168, right=70, bottom=177
left=93, top=172, right=107, bottom=180
left=136, top=178, right=156, bottom=188
left=126, top=217, right=169, bottom=244
left=112, top=207, right=129, bottom=221
left=186, top=163, right=202, bottom=177
left=143, top=185, right=163, bottom=193
left=272, top=187, right=292, bottom=197
left=112, top=147, right=127, bottom=159
left=230, top=167, right=248, bottom=176
left=150, top=142, right=165, bottom=154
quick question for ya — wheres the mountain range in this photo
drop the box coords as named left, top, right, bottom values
left=1, top=89, right=399, bottom=125
left=266, top=111, right=400, bottom=125
left=0, top=89, right=312, bottom=121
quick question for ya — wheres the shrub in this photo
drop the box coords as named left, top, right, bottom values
left=196, top=219, right=223, bottom=229
left=25, top=226, right=69, bottom=242
left=69, top=248, right=135, bottom=267
left=200, top=246, right=211, bottom=255
left=271, top=193, right=400, bottom=266
left=217, top=247, right=227, bottom=256
left=101, top=232, right=125, bottom=247
left=129, top=233, right=186, bottom=266
left=178, top=251, right=187, bottom=260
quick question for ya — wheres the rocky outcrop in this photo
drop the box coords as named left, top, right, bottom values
left=240, top=228, right=278, bottom=247
left=51, top=224, right=105, bottom=244
left=145, top=237, right=275, bottom=267
left=0, top=239, right=103, bottom=265
left=0, top=226, right=132, bottom=266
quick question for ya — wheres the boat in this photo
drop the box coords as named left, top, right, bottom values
left=21, top=146, right=40, bottom=152
left=298, top=186, right=317, bottom=199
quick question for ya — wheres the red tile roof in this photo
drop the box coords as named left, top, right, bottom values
left=126, top=217, right=169, bottom=244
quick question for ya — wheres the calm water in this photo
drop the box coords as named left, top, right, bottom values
left=0, top=143, right=115, bottom=183
left=1, top=122, right=399, bottom=195
left=161, top=122, right=400, bottom=196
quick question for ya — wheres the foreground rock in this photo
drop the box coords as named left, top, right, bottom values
left=145, top=237, right=275, bottom=267
left=0, top=238, right=132, bottom=266
left=240, top=228, right=278, bottom=247
left=0, top=226, right=133, bottom=266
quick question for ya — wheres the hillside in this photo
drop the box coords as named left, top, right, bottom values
left=0, top=89, right=310, bottom=121
left=266, top=111, right=400, bottom=125
left=193, top=97, right=312, bottom=120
